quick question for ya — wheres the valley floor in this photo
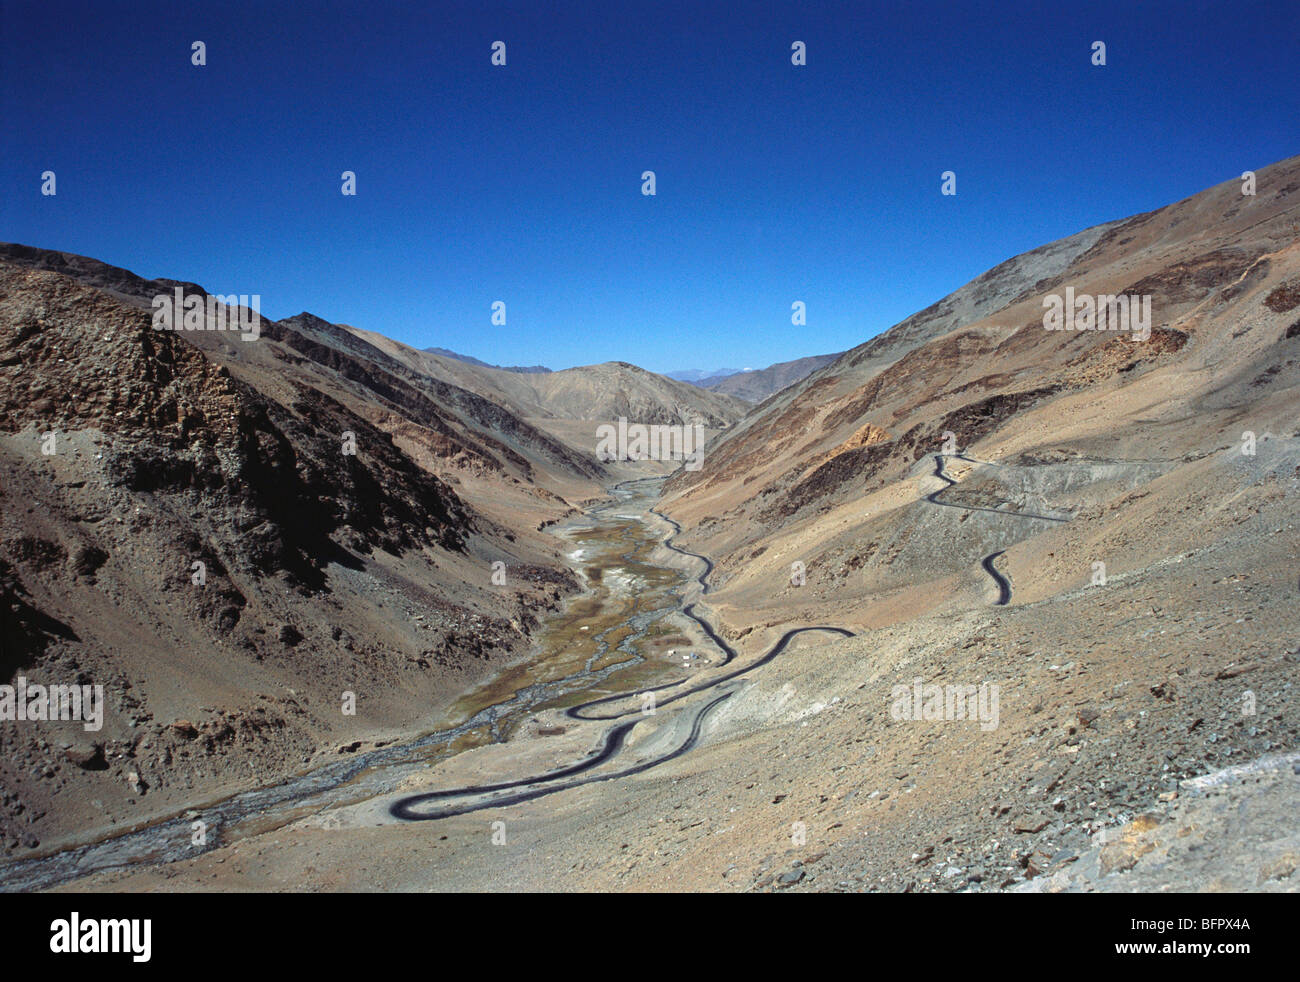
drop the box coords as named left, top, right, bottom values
left=20, top=457, right=1299, bottom=893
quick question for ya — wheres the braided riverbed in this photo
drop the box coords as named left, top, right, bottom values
left=0, top=476, right=851, bottom=890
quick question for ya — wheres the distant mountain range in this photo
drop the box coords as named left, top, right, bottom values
left=697, top=354, right=843, bottom=402
left=361, top=338, right=747, bottom=428
left=667, top=354, right=844, bottom=403
left=404, top=353, right=839, bottom=404
left=414, top=349, right=840, bottom=408
left=423, top=346, right=551, bottom=374
left=665, top=368, right=744, bottom=383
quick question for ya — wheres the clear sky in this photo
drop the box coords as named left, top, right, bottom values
left=3, top=0, right=1297, bottom=373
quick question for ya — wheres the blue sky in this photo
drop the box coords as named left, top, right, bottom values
left=3, top=0, right=1296, bottom=373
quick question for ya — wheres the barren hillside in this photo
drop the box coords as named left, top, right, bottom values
left=700, top=353, right=843, bottom=403
left=662, top=155, right=1300, bottom=640
left=349, top=328, right=749, bottom=429
left=0, top=247, right=616, bottom=856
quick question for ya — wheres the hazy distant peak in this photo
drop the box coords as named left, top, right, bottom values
left=423, top=345, right=551, bottom=374
left=688, top=353, right=844, bottom=402
left=666, top=367, right=743, bottom=382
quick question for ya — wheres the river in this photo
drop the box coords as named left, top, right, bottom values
left=0, top=476, right=714, bottom=891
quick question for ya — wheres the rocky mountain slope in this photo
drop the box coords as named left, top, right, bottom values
left=350, top=327, right=749, bottom=428
left=662, top=154, right=1300, bottom=635
left=419, top=345, right=550, bottom=374
left=0, top=245, right=616, bottom=857
left=552, top=154, right=1300, bottom=892
left=698, top=352, right=843, bottom=403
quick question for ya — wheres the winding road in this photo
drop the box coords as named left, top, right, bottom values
left=0, top=454, right=1074, bottom=887
left=928, top=453, right=1071, bottom=523
left=391, top=449, right=1085, bottom=821
left=389, top=484, right=854, bottom=821
left=981, top=550, right=1012, bottom=606
left=927, top=453, right=1071, bottom=605
left=389, top=690, right=736, bottom=821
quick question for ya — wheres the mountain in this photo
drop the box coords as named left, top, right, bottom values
left=697, top=353, right=843, bottom=402
left=663, top=152, right=1300, bottom=637
left=0, top=243, right=613, bottom=851
left=349, top=329, right=749, bottom=428
left=421, top=346, right=551, bottom=374
left=574, top=156, right=1300, bottom=892
left=666, top=368, right=742, bottom=383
